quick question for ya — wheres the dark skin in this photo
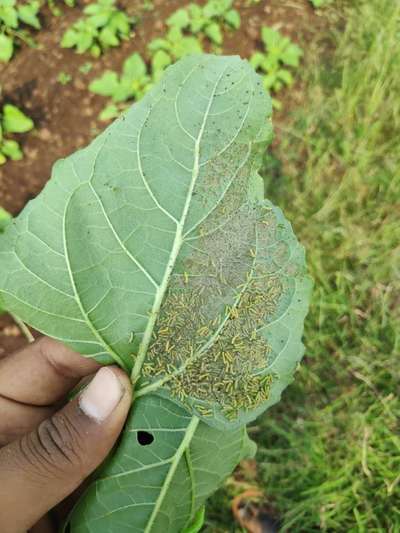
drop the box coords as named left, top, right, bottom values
left=0, top=337, right=132, bottom=533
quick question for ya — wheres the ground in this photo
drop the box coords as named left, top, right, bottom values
left=0, top=0, right=399, bottom=531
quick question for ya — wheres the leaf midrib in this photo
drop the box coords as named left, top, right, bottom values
left=143, top=416, right=200, bottom=533
left=130, top=64, right=228, bottom=384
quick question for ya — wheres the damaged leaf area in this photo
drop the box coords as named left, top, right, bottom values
left=140, top=200, right=311, bottom=427
left=0, top=55, right=311, bottom=431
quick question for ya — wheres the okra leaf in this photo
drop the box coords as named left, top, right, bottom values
left=0, top=55, right=312, bottom=430
left=68, top=394, right=254, bottom=532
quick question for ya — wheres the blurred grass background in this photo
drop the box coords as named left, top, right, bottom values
left=206, top=0, right=400, bottom=530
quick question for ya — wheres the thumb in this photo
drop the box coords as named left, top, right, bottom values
left=0, top=366, right=132, bottom=533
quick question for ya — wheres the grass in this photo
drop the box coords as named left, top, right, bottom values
left=206, top=0, right=400, bottom=530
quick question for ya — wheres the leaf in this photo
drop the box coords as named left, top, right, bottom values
left=109, top=10, right=130, bottom=36
left=261, top=26, right=281, bottom=49
left=151, top=49, right=172, bottom=75
left=250, top=51, right=265, bottom=70
left=148, top=37, right=170, bottom=53
left=281, top=43, right=303, bottom=67
left=224, top=8, right=240, bottom=29
left=0, top=33, right=14, bottom=62
left=1, top=138, right=23, bottom=160
left=122, top=52, right=147, bottom=80
left=61, top=27, right=79, bottom=48
left=68, top=394, right=254, bottom=532
left=17, top=2, right=41, bottom=29
left=204, top=21, right=223, bottom=45
left=166, top=7, right=190, bottom=29
left=89, top=71, right=120, bottom=97
left=277, top=68, right=293, bottom=85
left=99, top=103, right=120, bottom=121
left=0, top=206, right=11, bottom=233
left=0, top=55, right=311, bottom=425
left=0, top=5, right=18, bottom=28
left=98, top=26, right=119, bottom=48
left=203, top=0, right=232, bottom=18
left=2, top=104, right=34, bottom=133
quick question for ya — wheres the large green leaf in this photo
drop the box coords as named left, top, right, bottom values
left=0, top=55, right=311, bottom=429
left=68, top=394, right=254, bottom=532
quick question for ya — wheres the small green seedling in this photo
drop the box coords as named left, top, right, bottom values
left=57, top=71, right=72, bottom=85
left=0, top=0, right=41, bottom=62
left=146, top=1, right=240, bottom=74
left=166, top=0, right=241, bottom=46
left=61, top=0, right=134, bottom=57
left=250, top=26, right=303, bottom=109
left=0, top=101, right=34, bottom=163
left=89, top=52, right=152, bottom=120
left=79, top=61, right=93, bottom=74
left=148, top=26, right=203, bottom=63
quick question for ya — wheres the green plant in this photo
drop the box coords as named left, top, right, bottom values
left=0, top=102, right=34, bottom=163
left=89, top=52, right=153, bottom=120
left=167, top=0, right=241, bottom=46
left=57, top=71, right=72, bottom=84
left=250, top=26, right=303, bottom=109
left=148, top=25, right=203, bottom=63
left=0, top=0, right=41, bottom=62
left=61, top=0, right=134, bottom=57
left=90, top=51, right=173, bottom=120
left=79, top=61, right=93, bottom=74
left=0, top=55, right=312, bottom=531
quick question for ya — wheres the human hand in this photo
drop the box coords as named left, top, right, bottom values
left=0, top=337, right=132, bottom=533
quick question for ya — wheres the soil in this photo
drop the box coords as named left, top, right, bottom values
left=0, top=0, right=323, bottom=354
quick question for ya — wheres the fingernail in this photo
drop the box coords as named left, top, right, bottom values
left=79, top=367, right=124, bottom=422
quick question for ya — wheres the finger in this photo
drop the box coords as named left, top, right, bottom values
left=0, top=337, right=100, bottom=406
left=0, top=366, right=132, bottom=533
left=0, top=396, right=54, bottom=446
left=29, top=515, right=55, bottom=533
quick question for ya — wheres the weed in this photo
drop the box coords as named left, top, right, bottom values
left=0, top=0, right=40, bottom=62
left=57, top=71, right=72, bottom=85
left=61, top=0, right=134, bottom=57
left=79, top=61, right=93, bottom=74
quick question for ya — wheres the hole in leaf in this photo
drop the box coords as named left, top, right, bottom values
left=137, top=431, right=154, bottom=446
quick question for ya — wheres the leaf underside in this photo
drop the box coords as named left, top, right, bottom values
left=0, top=55, right=312, bottom=531
left=69, top=395, right=253, bottom=533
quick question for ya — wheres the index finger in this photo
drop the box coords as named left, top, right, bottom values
left=0, top=337, right=100, bottom=406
